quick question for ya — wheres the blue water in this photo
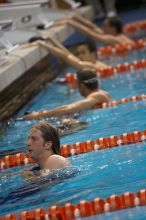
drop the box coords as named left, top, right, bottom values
left=0, top=51, right=146, bottom=218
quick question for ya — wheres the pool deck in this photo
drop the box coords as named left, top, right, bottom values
left=0, top=6, right=93, bottom=93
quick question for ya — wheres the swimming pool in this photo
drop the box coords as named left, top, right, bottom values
left=1, top=44, right=146, bottom=219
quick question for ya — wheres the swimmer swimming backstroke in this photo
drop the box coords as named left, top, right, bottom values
left=22, top=122, right=70, bottom=181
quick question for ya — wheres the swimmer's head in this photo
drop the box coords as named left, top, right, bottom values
left=103, top=17, right=123, bottom=35
left=27, top=122, right=60, bottom=160
left=77, top=69, right=99, bottom=97
left=76, top=39, right=97, bottom=63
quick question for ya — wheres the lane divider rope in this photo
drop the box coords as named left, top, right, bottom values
left=64, top=59, right=146, bottom=83
left=1, top=189, right=146, bottom=220
left=97, top=39, right=146, bottom=58
left=1, top=129, right=146, bottom=169
left=124, top=20, right=146, bottom=33
left=102, top=94, right=146, bottom=108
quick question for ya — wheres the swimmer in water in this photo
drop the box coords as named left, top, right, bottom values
left=27, top=35, right=108, bottom=71
left=52, top=14, right=134, bottom=45
left=22, top=122, right=70, bottom=181
left=1, top=117, right=87, bottom=158
left=24, top=69, right=112, bottom=120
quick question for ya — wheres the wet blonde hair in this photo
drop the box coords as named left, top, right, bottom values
left=32, top=121, right=60, bottom=155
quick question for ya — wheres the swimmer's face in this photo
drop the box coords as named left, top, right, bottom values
left=76, top=44, right=96, bottom=63
left=27, top=128, right=46, bottom=160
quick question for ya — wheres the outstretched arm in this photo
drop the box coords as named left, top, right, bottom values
left=52, top=18, right=117, bottom=44
left=37, top=41, right=105, bottom=70
left=24, top=97, right=98, bottom=120
left=51, top=13, right=103, bottom=34
left=44, top=35, right=70, bottom=55
left=66, top=20, right=127, bottom=45
left=71, top=13, right=103, bottom=34
left=49, top=16, right=133, bottom=45
left=53, top=19, right=132, bottom=45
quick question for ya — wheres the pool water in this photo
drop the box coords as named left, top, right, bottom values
left=0, top=48, right=146, bottom=218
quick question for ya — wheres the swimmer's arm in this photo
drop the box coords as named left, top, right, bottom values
left=44, top=36, right=70, bottom=54
left=37, top=41, right=97, bottom=70
left=22, top=39, right=71, bottom=59
left=24, top=97, right=98, bottom=120
left=95, top=34, right=133, bottom=45
left=67, top=54, right=97, bottom=70
left=60, top=20, right=120, bottom=45
left=48, top=14, right=103, bottom=35
left=37, top=40, right=71, bottom=58
left=66, top=20, right=122, bottom=45
left=67, top=20, right=103, bottom=41
left=94, top=33, right=122, bottom=44
left=72, top=13, right=103, bottom=34
left=23, top=40, right=98, bottom=70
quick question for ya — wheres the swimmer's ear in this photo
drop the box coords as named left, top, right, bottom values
left=80, top=83, right=86, bottom=89
left=44, top=141, right=52, bottom=151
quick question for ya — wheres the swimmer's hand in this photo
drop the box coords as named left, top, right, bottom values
left=23, top=112, right=39, bottom=120
left=95, top=61, right=111, bottom=70
left=23, top=111, right=48, bottom=120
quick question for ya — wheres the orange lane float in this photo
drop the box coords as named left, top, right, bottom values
left=102, top=94, right=146, bottom=108
left=97, top=39, right=146, bottom=58
left=92, top=198, right=105, bottom=214
left=76, top=200, right=94, bottom=217
left=64, top=60, right=146, bottom=85
left=1, top=189, right=146, bottom=220
left=19, top=209, right=46, bottom=220
left=48, top=206, right=66, bottom=220
left=63, top=203, right=76, bottom=220
left=121, top=192, right=136, bottom=208
left=66, top=73, right=77, bottom=89
left=106, top=195, right=123, bottom=211
left=137, top=189, right=146, bottom=205
left=98, top=59, right=146, bottom=78
left=124, top=20, right=146, bottom=33
left=0, top=153, right=35, bottom=170
left=1, top=129, right=146, bottom=169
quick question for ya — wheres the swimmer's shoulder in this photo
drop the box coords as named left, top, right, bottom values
left=88, top=89, right=109, bottom=98
left=88, top=90, right=112, bottom=102
left=47, top=154, right=70, bottom=169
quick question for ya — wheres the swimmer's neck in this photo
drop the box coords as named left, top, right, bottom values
left=84, top=88, right=99, bottom=97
